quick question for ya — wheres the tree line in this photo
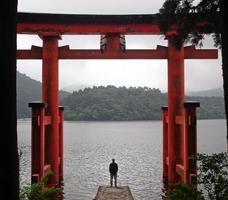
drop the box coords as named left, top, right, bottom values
left=61, top=86, right=225, bottom=121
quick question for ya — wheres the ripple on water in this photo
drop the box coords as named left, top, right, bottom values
left=18, top=120, right=226, bottom=200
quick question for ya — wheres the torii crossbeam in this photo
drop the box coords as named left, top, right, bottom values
left=17, top=45, right=216, bottom=59
left=17, top=12, right=218, bottom=189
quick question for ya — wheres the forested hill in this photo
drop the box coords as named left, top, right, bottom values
left=17, top=72, right=225, bottom=120
left=17, top=71, right=70, bottom=118
left=62, top=86, right=225, bottom=121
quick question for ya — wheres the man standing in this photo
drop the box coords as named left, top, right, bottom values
left=109, top=159, right=118, bottom=187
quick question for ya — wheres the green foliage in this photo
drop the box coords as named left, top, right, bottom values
left=62, top=86, right=165, bottom=121
left=17, top=71, right=41, bottom=118
left=20, top=171, right=62, bottom=200
left=167, top=152, right=228, bottom=200
left=196, top=152, right=228, bottom=200
left=17, top=72, right=225, bottom=120
left=188, top=96, right=225, bottom=119
left=157, top=0, right=221, bottom=49
left=17, top=71, right=70, bottom=118
left=167, top=184, right=205, bottom=200
left=62, top=85, right=225, bottom=121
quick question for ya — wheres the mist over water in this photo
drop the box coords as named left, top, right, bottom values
left=18, top=119, right=226, bottom=200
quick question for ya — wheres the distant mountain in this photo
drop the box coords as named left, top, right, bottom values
left=187, top=88, right=223, bottom=97
left=17, top=71, right=71, bottom=118
left=17, top=73, right=225, bottom=120
left=62, top=86, right=225, bottom=121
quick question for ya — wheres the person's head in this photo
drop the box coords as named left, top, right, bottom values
left=112, top=158, right=115, bottom=163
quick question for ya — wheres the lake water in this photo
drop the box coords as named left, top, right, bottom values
left=18, top=119, right=227, bottom=200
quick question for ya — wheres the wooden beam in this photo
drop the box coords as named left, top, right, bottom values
left=184, top=45, right=218, bottom=59
left=17, top=45, right=218, bottom=60
left=58, top=45, right=168, bottom=59
left=17, top=45, right=42, bottom=59
left=17, top=23, right=160, bottom=35
left=17, top=12, right=160, bottom=35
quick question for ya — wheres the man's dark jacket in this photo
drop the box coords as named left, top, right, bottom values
left=109, top=162, right=118, bottom=175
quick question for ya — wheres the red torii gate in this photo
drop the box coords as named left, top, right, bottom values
left=17, top=12, right=218, bottom=188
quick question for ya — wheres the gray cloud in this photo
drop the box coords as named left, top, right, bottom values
left=18, top=0, right=164, bottom=14
left=17, top=0, right=222, bottom=92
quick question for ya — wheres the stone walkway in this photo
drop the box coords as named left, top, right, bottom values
left=94, top=186, right=134, bottom=200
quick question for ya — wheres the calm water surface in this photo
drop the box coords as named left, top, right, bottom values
left=18, top=119, right=227, bottom=200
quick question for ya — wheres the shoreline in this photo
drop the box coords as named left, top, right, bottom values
left=17, top=118, right=226, bottom=122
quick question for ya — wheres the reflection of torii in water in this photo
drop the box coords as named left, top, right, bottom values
left=17, top=12, right=218, bottom=188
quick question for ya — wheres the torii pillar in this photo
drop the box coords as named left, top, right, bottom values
left=162, top=40, right=217, bottom=189
left=167, top=40, right=184, bottom=188
left=40, top=32, right=61, bottom=186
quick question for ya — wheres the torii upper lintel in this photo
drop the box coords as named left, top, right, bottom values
left=17, top=12, right=160, bottom=35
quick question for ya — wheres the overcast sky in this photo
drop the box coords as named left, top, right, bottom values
left=17, top=0, right=222, bottom=92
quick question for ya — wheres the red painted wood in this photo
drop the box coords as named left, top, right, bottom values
left=39, top=107, right=45, bottom=180
left=162, top=107, right=168, bottom=183
left=59, top=106, right=64, bottom=181
left=17, top=46, right=42, bottom=59
left=17, top=45, right=217, bottom=60
left=183, top=102, right=199, bottom=183
left=17, top=49, right=168, bottom=60
left=29, top=102, right=45, bottom=183
left=184, top=46, right=218, bottom=59
left=176, top=164, right=185, bottom=178
left=167, top=40, right=185, bottom=188
left=17, top=23, right=160, bottom=35
left=41, top=34, right=60, bottom=186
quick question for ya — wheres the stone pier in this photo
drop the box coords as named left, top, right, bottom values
left=94, top=186, right=134, bottom=200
